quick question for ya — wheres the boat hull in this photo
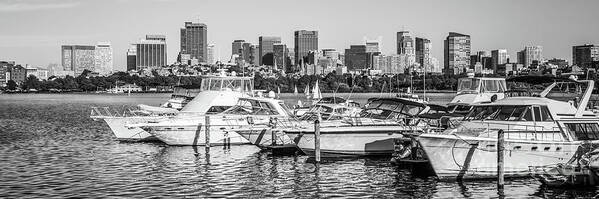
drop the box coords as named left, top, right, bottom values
left=237, top=128, right=294, bottom=148
left=418, top=134, right=578, bottom=180
left=149, top=125, right=253, bottom=146
left=285, top=126, right=418, bottom=157
left=103, top=117, right=159, bottom=141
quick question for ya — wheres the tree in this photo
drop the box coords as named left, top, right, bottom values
left=6, top=80, right=17, bottom=90
left=23, top=75, right=41, bottom=90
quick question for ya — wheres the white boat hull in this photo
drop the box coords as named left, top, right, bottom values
left=102, top=117, right=159, bottom=141
left=148, top=124, right=253, bottom=146
left=237, top=128, right=294, bottom=148
left=418, top=134, right=578, bottom=180
left=285, top=126, right=420, bottom=157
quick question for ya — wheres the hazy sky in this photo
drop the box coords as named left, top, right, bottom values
left=1, top=0, right=598, bottom=71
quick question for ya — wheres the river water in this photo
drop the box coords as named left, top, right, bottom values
left=0, top=93, right=597, bottom=198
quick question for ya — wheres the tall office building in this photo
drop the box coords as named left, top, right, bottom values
left=397, top=31, right=415, bottom=55
left=491, top=49, right=508, bottom=72
left=126, top=45, right=136, bottom=71
left=130, top=35, right=167, bottom=70
left=344, top=45, right=369, bottom=70
left=250, top=44, right=259, bottom=65
left=258, top=36, right=281, bottom=65
left=232, top=40, right=245, bottom=56
left=180, top=22, right=207, bottom=62
left=61, top=45, right=96, bottom=75
left=517, top=46, right=543, bottom=69
left=95, top=42, right=113, bottom=75
left=294, top=30, right=318, bottom=66
left=207, top=44, right=216, bottom=65
left=572, top=44, right=599, bottom=68
left=415, top=37, right=431, bottom=69
left=241, top=42, right=252, bottom=63
left=273, top=44, right=289, bottom=71
left=443, top=32, right=471, bottom=75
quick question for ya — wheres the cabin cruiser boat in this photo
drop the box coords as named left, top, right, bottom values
left=284, top=98, right=448, bottom=157
left=129, top=96, right=292, bottom=145
left=416, top=78, right=599, bottom=180
left=91, top=74, right=253, bottom=141
left=447, top=75, right=507, bottom=115
left=293, top=96, right=360, bottom=116
left=160, top=85, right=201, bottom=110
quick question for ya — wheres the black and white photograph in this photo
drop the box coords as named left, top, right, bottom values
left=1, top=0, right=599, bottom=198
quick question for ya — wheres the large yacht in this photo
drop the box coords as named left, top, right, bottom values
left=130, top=96, right=293, bottom=145
left=416, top=78, right=599, bottom=180
left=91, top=73, right=253, bottom=141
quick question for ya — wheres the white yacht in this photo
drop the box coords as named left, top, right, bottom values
left=91, top=74, right=253, bottom=141
left=131, top=96, right=292, bottom=146
left=447, top=75, right=507, bottom=114
left=417, top=78, right=599, bottom=180
left=284, top=98, right=448, bottom=157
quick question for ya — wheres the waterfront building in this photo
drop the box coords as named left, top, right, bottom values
left=241, top=42, right=252, bottom=63
left=61, top=45, right=96, bottom=75
left=415, top=37, right=431, bottom=71
left=572, top=44, right=599, bottom=68
left=491, top=49, right=508, bottom=73
left=130, top=35, right=168, bottom=70
left=0, top=61, right=13, bottom=86
left=273, top=44, right=289, bottom=71
left=9, top=65, right=26, bottom=84
left=365, top=37, right=381, bottom=53
left=517, top=46, right=543, bottom=69
left=294, top=30, right=318, bottom=65
left=546, top=58, right=569, bottom=68
left=443, top=32, right=471, bottom=75
left=36, top=68, right=49, bottom=80
left=207, top=44, right=215, bottom=65
left=180, top=22, right=207, bottom=62
left=344, top=45, right=369, bottom=70
left=397, top=31, right=415, bottom=55
left=259, top=36, right=281, bottom=65
left=232, top=40, right=245, bottom=57
left=95, top=42, right=113, bottom=75
left=250, top=44, right=259, bottom=65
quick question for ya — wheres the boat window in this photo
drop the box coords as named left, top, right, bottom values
left=540, top=106, right=553, bottom=121
left=209, top=79, right=222, bottom=91
left=466, top=105, right=532, bottom=121
left=335, top=108, right=348, bottom=114
left=457, top=78, right=481, bottom=94
left=521, top=107, right=533, bottom=121
left=207, top=106, right=231, bottom=114
left=403, top=104, right=423, bottom=116
left=481, top=79, right=507, bottom=93
left=533, top=107, right=542, bottom=122
left=565, top=123, right=599, bottom=141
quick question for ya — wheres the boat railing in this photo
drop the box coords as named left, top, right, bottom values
left=90, top=106, right=162, bottom=119
left=450, top=120, right=565, bottom=141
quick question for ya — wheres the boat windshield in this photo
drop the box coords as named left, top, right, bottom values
left=222, top=99, right=279, bottom=115
left=464, top=105, right=553, bottom=121
left=457, top=78, right=506, bottom=94
left=200, top=77, right=253, bottom=92
left=360, top=99, right=424, bottom=119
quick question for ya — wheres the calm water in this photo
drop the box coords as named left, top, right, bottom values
left=0, top=93, right=598, bottom=198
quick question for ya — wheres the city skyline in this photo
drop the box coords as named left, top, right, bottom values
left=1, top=0, right=599, bottom=71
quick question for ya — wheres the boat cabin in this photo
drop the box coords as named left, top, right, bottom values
left=222, top=97, right=293, bottom=117
left=448, top=77, right=507, bottom=114
left=299, top=104, right=361, bottom=121
left=200, top=75, right=254, bottom=93
left=360, top=98, right=428, bottom=120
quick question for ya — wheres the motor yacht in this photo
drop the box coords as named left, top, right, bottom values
left=416, top=78, right=599, bottom=180
left=446, top=74, right=507, bottom=115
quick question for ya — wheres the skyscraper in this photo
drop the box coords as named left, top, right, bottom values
left=131, top=35, right=167, bottom=70
left=250, top=44, right=259, bottom=65
left=273, top=44, right=289, bottom=71
left=232, top=40, right=245, bottom=56
left=95, top=42, right=113, bottom=75
left=180, top=22, right=207, bottom=62
left=397, top=31, right=415, bottom=55
left=62, top=45, right=96, bottom=75
left=241, top=42, right=252, bottom=63
left=344, top=45, right=369, bottom=70
left=365, top=38, right=381, bottom=53
left=126, top=45, right=136, bottom=71
left=294, top=30, right=318, bottom=65
left=207, top=44, right=216, bottom=64
left=444, top=32, right=471, bottom=75
left=491, top=49, right=508, bottom=72
left=517, top=46, right=543, bottom=69
left=572, top=44, right=599, bottom=68
left=415, top=37, right=431, bottom=69
left=259, top=36, right=281, bottom=65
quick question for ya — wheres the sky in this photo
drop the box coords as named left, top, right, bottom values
left=1, top=0, right=598, bottom=71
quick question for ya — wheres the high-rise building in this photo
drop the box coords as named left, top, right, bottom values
left=397, top=31, right=415, bottom=55
left=294, top=30, right=318, bottom=66
left=0, top=61, right=12, bottom=86
left=9, top=65, right=26, bottom=84
left=365, top=38, right=381, bottom=53
left=415, top=37, right=431, bottom=69
left=250, top=44, right=259, bottom=65
left=572, top=44, right=599, bottom=68
left=259, top=36, right=281, bottom=65
left=131, top=35, right=167, bottom=70
left=273, top=44, right=289, bottom=71
left=180, top=22, right=207, bottom=62
left=207, top=44, right=216, bottom=65
left=232, top=40, right=245, bottom=56
left=241, top=42, right=252, bottom=63
left=517, top=46, right=543, bottom=69
left=62, top=45, right=96, bottom=75
left=126, top=45, right=136, bottom=71
left=344, top=45, right=369, bottom=70
left=444, top=32, right=471, bottom=75
left=95, top=42, right=113, bottom=75
left=491, top=49, right=508, bottom=73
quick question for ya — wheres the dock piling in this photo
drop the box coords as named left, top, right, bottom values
left=315, top=119, right=321, bottom=163
left=205, top=115, right=211, bottom=148
left=271, top=117, right=277, bottom=146
left=497, top=129, right=505, bottom=190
